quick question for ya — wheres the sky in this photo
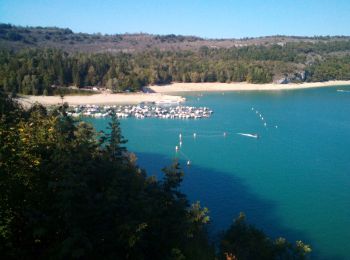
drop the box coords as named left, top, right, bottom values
left=0, top=0, right=350, bottom=38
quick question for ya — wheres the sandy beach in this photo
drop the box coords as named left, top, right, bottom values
left=148, top=81, right=350, bottom=93
left=17, top=80, right=350, bottom=107
left=18, top=92, right=185, bottom=107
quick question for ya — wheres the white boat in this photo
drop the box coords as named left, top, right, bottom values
left=237, top=133, right=259, bottom=139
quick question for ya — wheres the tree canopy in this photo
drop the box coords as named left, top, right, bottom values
left=0, top=92, right=213, bottom=259
left=0, top=92, right=312, bottom=259
left=1, top=40, right=350, bottom=96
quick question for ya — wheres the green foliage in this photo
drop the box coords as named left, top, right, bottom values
left=306, top=55, right=350, bottom=82
left=0, top=48, right=289, bottom=96
left=220, top=213, right=312, bottom=260
left=2, top=37, right=350, bottom=96
left=0, top=94, right=213, bottom=259
left=2, top=24, right=350, bottom=92
left=105, top=110, right=127, bottom=161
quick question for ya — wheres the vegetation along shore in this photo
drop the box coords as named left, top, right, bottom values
left=2, top=24, right=350, bottom=98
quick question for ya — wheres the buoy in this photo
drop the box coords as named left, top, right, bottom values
left=275, top=125, right=278, bottom=128
left=264, top=122, right=267, bottom=127
left=261, top=117, right=264, bottom=120
left=193, top=133, right=197, bottom=138
left=179, top=141, right=182, bottom=147
left=251, top=107, right=254, bottom=111
left=187, top=160, right=191, bottom=166
left=175, top=146, right=179, bottom=151
left=179, top=133, right=182, bottom=140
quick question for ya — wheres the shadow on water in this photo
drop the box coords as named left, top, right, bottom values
left=135, top=151, right=345, bottom=260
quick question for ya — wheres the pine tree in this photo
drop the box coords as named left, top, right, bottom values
left=106, top=110, right=127, bottom=161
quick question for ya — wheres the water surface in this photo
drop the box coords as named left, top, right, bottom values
left=90, top=86, right=350, bottom=259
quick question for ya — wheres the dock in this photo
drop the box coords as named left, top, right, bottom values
left=65, top=103, right=213, bottom=119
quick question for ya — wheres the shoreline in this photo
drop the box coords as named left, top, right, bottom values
left=147, top=80, right=350, bottom=93
left=17, top=80, right=350, bottom=107
left=18, top=92, right=185, bottom=107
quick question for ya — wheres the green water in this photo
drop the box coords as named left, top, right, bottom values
left=89, top=86, right=350, bottom=259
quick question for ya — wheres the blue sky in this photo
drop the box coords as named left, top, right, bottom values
left=0, top=0, right=349, bottom=38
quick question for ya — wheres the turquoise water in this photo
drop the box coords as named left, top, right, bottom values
left=89, top=86, right=350, bottom=259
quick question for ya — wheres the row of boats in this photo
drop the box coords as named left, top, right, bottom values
left=66, top=103, right=213, bottom=119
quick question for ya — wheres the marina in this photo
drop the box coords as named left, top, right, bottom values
left=66, top=103, right=213, bottom=119
left=89, top=88, right=350, bottom=259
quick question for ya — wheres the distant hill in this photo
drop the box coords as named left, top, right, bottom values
left=1, top=23, right=350, bottom=53
left=1, top=23, right=350, bottom=95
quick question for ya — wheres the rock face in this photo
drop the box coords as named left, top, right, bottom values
left=275, top=71, right=306, bottom=84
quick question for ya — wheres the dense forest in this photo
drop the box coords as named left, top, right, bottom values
left=1, top=46, right=350, bottom=95
left=0, top=92, right=312, bottom=259
left=1, top=24, right=350, bottom=95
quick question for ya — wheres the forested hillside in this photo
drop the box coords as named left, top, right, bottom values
left=1, top=23, right=350, bottom=52
left=1, top=23, right=350, bottom=95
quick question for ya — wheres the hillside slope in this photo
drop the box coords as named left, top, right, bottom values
left=1, top=24, right=350, bottom=95
left=2, top=23, right=350, bottom=53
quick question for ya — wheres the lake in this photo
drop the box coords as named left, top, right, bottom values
left=89, top=86, right=350, bottom=259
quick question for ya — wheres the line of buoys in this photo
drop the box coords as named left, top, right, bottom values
left=179, top=150, right=189, bottom=159
left=169, top=106, right=283, bottom=168
left=254, top=109, right=279, bottom=129
left=176, top=133, right=191, bottom=166
left=252, top=107, right=272, bottom=129
left=174, top=116, right=272, bottom=166
left=174, top=129, right=231, bottom=167
left=178, top=149, right=191, bottom=166
left=193, top=134, right=227, bottom=139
